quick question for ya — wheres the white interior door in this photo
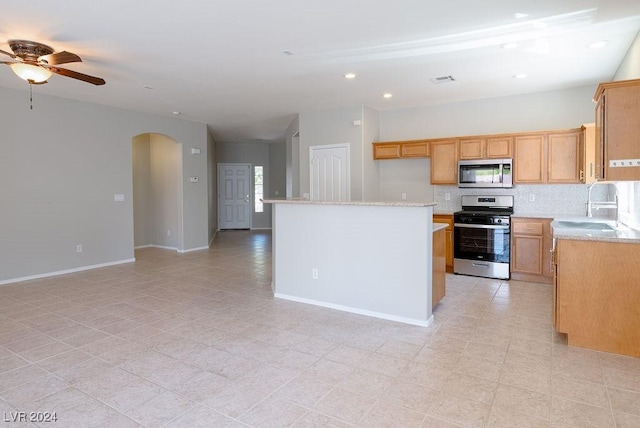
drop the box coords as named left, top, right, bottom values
left=218, top=163, right=252, bottom=229
left=310, top=144, right=350, bottom=201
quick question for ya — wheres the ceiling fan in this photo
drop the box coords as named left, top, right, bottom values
left=0, top=39, right=105, bottom=85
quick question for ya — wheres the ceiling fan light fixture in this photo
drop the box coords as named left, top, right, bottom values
left=9, top=62, right=52, bottom=83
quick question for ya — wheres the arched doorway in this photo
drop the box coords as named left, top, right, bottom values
left=132, top=133, right=184, bottom=251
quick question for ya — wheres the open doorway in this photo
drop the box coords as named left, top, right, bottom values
left=132, top=133, right=183, bottom=250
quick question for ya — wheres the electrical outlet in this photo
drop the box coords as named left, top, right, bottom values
left=312, top=268, right=318, bottom=279
left=445, top=193, right=451, bottom=201
left=401, top=192, right=407, bottom=200
left=76, top=244, right=83, bottom=253
left=529, top=194, right=535, bottom=202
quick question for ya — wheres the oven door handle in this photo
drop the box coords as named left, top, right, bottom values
left=454, top=223, right=510, bottom=230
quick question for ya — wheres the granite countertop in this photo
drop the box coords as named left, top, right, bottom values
left=433, top=210, right=456, bottom=216
left=433, top=222, right=448, bottom=232
left=512, top=212, right=558, bottom=219
left=551, top=217, right=640, bottom=244
left=262, top=198, right=437, bottom=208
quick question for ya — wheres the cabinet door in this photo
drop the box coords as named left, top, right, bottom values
left=548, top=131, right=581, bottom=183
left=602, top=84, right=640, bottom=181
left=459, top=139, right=484, bottom=159
left=373, top=143, right=401, bottom=160
left=595, top=98, right=605, bottom=180
left=486, top=136, right=513, bottom=158
left=401, top=141, right=429, bottom=158
left=514, top=135, right=545, bottom=183
left=430, top=140, right=458, bottom=184
left=433, top=215, right=454, bottom=272
left=512, top=235, right=543, bottom=275
left=432, top=228, right=446, bottom=308
left=582, top=123, right=596, bottom=184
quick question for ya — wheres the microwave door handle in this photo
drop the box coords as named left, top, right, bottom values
left=498, top=164, right=503, bottom=184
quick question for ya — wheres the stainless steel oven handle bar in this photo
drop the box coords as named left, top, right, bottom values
left=453, top=224, right=510, bottom=230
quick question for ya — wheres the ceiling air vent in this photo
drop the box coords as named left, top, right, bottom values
left=430, top=75, right=456, bottom=84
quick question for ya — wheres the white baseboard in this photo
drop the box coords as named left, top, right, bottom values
left=135, top=244, right=209, bottom=253
left=0, top=258, right=136, bottom=286
left=208, top=230, right=218, bottom=246
left=178, top=246, right=209, bottom=254
left=274, top=293, right=434, bottom=327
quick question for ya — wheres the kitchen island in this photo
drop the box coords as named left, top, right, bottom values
left=263, top=198, right=437, bottom=326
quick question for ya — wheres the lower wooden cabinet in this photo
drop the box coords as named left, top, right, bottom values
left=433, top=215, right=454, bottom=273
left=554, top=238, right=640, bottom=358
left=511, top=217, right=552, bottom=284
left=432, top=227, right=446, bottom=308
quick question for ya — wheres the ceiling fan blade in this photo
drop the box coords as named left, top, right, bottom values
left=39, top=50, right=81, bottom=65
left=0, top=48, right=17, bottom=59
left=48, top=66, right=105, bottom=85
left=1, top=61, right=18, bottom=65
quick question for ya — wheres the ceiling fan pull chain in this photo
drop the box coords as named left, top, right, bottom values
left=29, top=81, right=33, bottom=110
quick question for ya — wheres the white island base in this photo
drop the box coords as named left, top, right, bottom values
left=265, top=199, right=437, bottom=327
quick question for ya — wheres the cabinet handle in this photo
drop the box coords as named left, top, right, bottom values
left=590, top=163, right=593, bottom=177
left=580, top=170, right=584, bottom=181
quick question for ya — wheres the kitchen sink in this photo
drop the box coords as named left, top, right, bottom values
left=552, top=220, right=616, bottom=232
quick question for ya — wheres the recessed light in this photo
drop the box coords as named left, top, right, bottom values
left=588, top=40, right=608, bottom=49
left=282, top=50, right=294, bottom=56
left=344, top=73, right=357, bottom=79
left=501, top=42, right=518, bottom=50
left=513, top=73, right=528, bottom=79
left=172, top=111, right=182, bottom=115
left=382, top=93, right=393, bottom=98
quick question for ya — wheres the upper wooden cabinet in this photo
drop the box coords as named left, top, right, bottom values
left=430, top=139, right=459, bottom=184
left=372, top=142, right=401, bottom=159
left=514, top=130, right=582, bottom=184
left=514, top=134, right=546, bottom=183
left=373, top=140, right=429, bottom=160
left=581, top=123, right=597, bottom=184
left=548, top=131, right=582, bottom=183
left=594, top=79, right=640, bottom=181
left=459, top=136, right=512, bottom=160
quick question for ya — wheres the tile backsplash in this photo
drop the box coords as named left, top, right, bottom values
left=434, top=183, right=612, bottom=218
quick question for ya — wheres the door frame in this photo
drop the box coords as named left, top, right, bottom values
left=309, top=143, right=351, bottom=201
left=217, top=162, right=253, bottom=230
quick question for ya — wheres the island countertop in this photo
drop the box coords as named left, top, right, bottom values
left=262, top=198, right=437, bottom=208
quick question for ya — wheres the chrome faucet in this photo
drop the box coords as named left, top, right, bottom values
left=586, top=180, right=619, bottom=223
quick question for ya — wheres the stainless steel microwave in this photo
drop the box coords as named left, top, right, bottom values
left=458, top=159, right=513, bottom=188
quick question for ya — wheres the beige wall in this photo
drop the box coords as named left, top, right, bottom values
left=0, top=86, right=210, bottom=284
left=614, top=30, right=640, bottom=80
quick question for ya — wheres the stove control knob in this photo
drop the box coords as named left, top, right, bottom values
left=496, top=219, right=502, bottom=224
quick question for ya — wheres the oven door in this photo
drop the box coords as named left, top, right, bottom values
left=453, top=223, right=510, bottom=263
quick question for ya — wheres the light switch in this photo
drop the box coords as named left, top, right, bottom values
left=191, top=148, right=201, bottom=155
left=114, top=194, right=125, bottom=202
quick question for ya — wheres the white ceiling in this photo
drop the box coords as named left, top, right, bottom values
left=1, top=1, right=639, bottom=143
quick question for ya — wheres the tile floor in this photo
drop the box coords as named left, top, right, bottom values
left=1, top=230, right=639, bottom=427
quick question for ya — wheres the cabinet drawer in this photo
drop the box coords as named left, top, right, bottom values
left=513, top=222, right=543, bottom=235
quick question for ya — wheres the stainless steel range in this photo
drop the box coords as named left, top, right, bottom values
left=453, top=195, right=514, bottom=280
